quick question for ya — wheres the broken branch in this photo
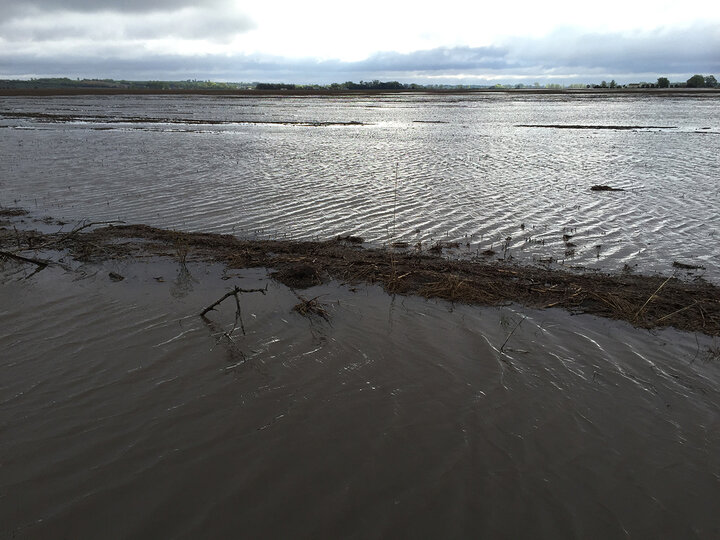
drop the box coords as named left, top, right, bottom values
left=500, top=315, right=527, bottom=352
left=200, top=285, right=267, bottom=317
left=31, top=220, right=126, bottom=251
left=0, top=249, right=51, bottom=268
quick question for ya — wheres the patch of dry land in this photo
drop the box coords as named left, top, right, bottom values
left=2, top=207, right=719, bottom=336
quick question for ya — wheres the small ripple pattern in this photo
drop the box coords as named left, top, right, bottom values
left=1, top=268, right=719, bottom=538
left=1, top=93, right=719, bottom=279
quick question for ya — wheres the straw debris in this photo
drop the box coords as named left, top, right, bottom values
left=293, top=295, right=330, bottom=321
left=2, top=217, right=720, bottom=336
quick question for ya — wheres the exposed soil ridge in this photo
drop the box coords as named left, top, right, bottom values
left=2, top=217, right=718, bottom=335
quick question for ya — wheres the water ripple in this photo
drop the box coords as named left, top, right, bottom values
left=1, top=93, right=719, bottom=280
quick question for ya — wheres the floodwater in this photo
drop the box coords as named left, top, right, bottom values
left=1, top=93, right=720, bottom=538
left=1, top=93, right=719, bottom=277
left=2, top=261, right=719, bottom=539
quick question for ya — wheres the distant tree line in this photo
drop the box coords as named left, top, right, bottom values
left=255, top=83, right=299, bottom=90
left=2, top=76, right=718, bottom=93
left=586, top=75, right=718, bottom=89
left=255, top=80, right=418, bottom=90
left=332, top=80, right=409, bottom=90
left=141, top=80, right=245, bottom=90
left=657, top=75, right=717, bottom=88
left=0, top=78, right=251, bottom=90
left=685, top=74, right=718, bottom=88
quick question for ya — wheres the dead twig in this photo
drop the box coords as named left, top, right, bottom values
left=655, top=301, right=698, bottom=324
left=697, top=303, right=707, bottom=328
left=293, top=294, right=331, bottom=322
left=200, top=284, right=267, bottom=347
left=30, top=220, right=126, bottom=251
left=200, top=285, right=267, bottom=317
left=0, top=250, right=54, bottom=277
left=633, top=274, right=673, bottom=322
left=200, top=311, right=247, bottom=365
left=500, top=315, right=527, bottom=352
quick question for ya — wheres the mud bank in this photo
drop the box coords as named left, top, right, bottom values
left=2, top=212, right=718, bottom=336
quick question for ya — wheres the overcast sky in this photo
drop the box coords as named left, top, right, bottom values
left=1, top=0, right=718, bottom=84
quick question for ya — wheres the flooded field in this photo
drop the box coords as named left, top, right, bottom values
left=1, top=93, right=720, bottom=538
left=1, top=92, right=719, bottom=277
left=1, top=260, right=719, bottom=539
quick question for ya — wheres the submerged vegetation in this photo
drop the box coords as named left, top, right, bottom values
left=2, top=211, right=719, bottom=336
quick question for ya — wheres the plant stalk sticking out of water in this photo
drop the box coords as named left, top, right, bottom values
left=393, top=162, right=399, bottom=240
left=387, top=163, right=402, bottom=292
left=633, top=273, right=673, bottom=322
left=502, top=236, right=512, bottom=260
left=500, top=315, right=527, bottom=352
left=200, top=285, right=267, bottom=334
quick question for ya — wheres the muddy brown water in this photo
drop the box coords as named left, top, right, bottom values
left=1, top=93, right=720, bottom=538
left=1, top=258, right=719, bottom=539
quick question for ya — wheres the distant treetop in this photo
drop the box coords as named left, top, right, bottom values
left=2, top=76, right=718, bottom=92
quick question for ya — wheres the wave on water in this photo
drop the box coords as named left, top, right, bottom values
left=2, top=93, right=718, bottom=282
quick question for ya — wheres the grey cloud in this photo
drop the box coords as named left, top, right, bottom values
left=506, top=25, right=720, bottom=74
left=0, top=53, right=276, bottom=82
left=0, top=0, right=224, bottom=16
left=357, top=47, right=512, bottom=72
left=0, top=9, right=255, bottom=43
left=1, top=24, right=718, bottom=84
left=348, top=24, right=720, bottom=76
left=0, top=22, right=96, bottom=43
left=124, top=12, right=255, bottom=41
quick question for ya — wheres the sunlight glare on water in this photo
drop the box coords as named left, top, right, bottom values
left=1, top=92, right=719, bottom=279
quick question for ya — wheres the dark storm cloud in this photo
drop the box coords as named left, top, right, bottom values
left=1, top=24, right=717, bottom=83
